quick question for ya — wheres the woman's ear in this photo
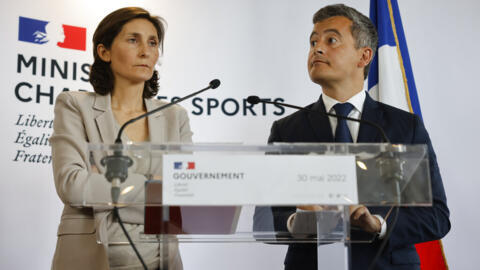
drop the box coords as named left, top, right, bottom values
left=97, top=44, right=111, bottom=62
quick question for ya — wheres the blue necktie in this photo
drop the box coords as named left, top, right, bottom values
left=333, top=103, right=354, bottom=143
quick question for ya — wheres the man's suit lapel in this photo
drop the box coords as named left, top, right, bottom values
left=308, top=96, right=334, bottom=142
left=357, top=93, right=384, bottom=143
left=355, top=94, right=389, bottom=217
left=145, top=98, right=166, bottom=143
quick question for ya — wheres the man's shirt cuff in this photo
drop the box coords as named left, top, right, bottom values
left=373, top=214, right=387, bottom=239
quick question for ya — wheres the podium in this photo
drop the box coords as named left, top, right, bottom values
left=77, top=143, right=432, bottom=270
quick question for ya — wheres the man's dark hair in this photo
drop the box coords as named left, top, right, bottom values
left=313, top=4, right=378, bottom=79
left=89, top=7, right=166, bottom=98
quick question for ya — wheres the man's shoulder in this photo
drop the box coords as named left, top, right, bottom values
left=376, top=100, right=415, bottom=116
left=273, top=102, right=316, bottom=127
left=268, top=102, right=319, bottom=143
left=368, top=98, right=426, bottom=143
left=368, top=96, right=420, bottom=124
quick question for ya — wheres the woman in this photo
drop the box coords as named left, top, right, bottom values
left=50, top=7, right=191, bottom=270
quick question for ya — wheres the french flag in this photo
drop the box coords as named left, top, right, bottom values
left=368, top=1, right=447, bottom=269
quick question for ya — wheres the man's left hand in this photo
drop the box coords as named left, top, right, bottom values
left=349, top=205, right=381, bottom=234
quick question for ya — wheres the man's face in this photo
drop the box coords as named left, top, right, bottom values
left=308, top=16, right=365, bottom=85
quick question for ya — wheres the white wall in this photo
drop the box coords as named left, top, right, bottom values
left=0, top=0, right=477, bottom=269
left=398, top=1, right=480, bottom=269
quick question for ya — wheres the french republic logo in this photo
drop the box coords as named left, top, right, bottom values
left=18, top=16, right=86, bottom=51
left=174, top=162, right=195, bottom=170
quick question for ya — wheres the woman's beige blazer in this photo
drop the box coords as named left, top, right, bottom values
left=50, top=91, right=193, bottom=270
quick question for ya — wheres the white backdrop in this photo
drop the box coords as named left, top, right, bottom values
left=0, top=0, right=478, bottom=269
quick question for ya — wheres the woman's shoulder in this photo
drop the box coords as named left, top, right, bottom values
left=56, top=91, right=97, bottom=105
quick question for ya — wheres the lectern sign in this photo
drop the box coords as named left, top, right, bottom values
left=162, top=154, right=358, bottom=205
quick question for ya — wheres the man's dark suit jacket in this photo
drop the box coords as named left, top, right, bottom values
left=254, top=93, right=450, bottom=270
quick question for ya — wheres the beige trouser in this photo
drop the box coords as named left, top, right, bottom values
left=107, top=223, right=183, bottom=270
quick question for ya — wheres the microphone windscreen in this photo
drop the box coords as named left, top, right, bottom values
left=209, top=79, right=221, bottom=89
left=246, top=96, right=261, bottom=105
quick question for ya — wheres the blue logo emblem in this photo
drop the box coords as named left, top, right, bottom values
left=18, top=16, right=49, bottom=44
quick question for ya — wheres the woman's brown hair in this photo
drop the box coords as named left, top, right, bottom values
left=89, top=7, right=165, bottom=98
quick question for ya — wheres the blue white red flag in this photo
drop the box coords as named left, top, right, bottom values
left=368, top=1, right=447, bottom=269
left=368, top=0, right=421, bottom=116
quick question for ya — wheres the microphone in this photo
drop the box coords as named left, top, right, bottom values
left=246, top=95, right=390, bottom=143
left=246, top=96, right=261, bottom=105
left=102, top=79, right=221, bottom=203
left=209, top=79, right=221, bottom=89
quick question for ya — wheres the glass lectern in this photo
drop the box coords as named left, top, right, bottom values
left=76, top=143, right=432, bottom=270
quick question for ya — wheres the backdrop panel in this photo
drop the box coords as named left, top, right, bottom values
left=0, top=0, right=477, bottom=269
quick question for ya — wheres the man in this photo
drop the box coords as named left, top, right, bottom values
left=257, top=4, right=450, bottom=270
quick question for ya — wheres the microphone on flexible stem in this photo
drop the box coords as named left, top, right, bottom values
left=101, top=79, right=221, bottom=204
left=246, top=95, right=390, bottom=143
left=116, top=79, right=221, bottom=144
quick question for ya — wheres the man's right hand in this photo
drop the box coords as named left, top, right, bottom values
left=297, top=205, right=324, bottom=211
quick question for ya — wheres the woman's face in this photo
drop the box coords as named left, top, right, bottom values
left=99, top=18, right=160, bottom=86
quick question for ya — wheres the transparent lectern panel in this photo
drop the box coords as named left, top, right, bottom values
left=81, top=143, right=156, bottom=207
left=353, top=144, right=432, bottom=206
left=80, top=143, right=432, bottom=245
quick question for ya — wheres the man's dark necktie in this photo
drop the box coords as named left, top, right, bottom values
left=333, top=103, right=354, bottom=143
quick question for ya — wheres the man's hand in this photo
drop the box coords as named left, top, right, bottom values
left=297, top=205, right=325, bottom=211
left=349, top=205, right=381, bottom=234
